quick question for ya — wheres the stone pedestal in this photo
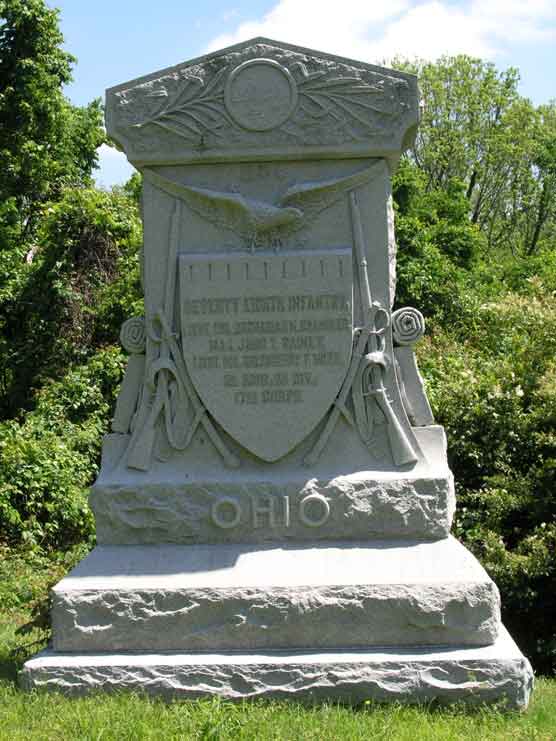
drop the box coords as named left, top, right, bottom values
left=90, top=426, right=454, bottom=544
left=49, top=538, right=500, bottom=653
left=22, top=38, right=533, bottom=707
left=22, top=539, right=533, bottom=707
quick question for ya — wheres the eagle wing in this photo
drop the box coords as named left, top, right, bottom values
left=143, top=168, right=252, bottom=238
left=279, top=162, right=382, bottom=233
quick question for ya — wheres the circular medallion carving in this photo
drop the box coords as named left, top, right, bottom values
left=120, top=316, right=146, bottom=354
left=225, top=59, right=298, bottom=132
left=391, top=307, right=425, bottom=346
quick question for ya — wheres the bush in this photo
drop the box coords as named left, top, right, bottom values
left=393, top=159, right=485, bottom=327
left=0, top=348, right=125, bottom=549
left=0, top=186, right=142, bottom=419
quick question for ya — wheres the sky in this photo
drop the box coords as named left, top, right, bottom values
left=47, top=0, right=556, bottom=188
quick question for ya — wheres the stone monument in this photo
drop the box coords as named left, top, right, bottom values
left=22, top=38, right=533, bottom=707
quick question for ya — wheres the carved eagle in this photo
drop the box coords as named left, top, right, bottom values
left=143, top=163, right=379, bottom=250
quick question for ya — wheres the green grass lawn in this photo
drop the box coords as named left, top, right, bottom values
left=1, top=546, right=555, bottom=741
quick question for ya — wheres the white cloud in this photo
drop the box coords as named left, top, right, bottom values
left=97, top=143, right=124, bottom=161
left=470, top=0, right=556, bottom=44
left=206, top=0, right=411, bottom=60
left=206, top=0, right=556, bottom=64
left=95, top=144, right=136, bottom=189
left=369, top=1, right=498, bottom=61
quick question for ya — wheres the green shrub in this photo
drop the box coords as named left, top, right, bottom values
left=0, top=186, right=141, bottom=419
left=393, top=160, right=486, bottom=327
left=0, top=348, right=125, bottom=549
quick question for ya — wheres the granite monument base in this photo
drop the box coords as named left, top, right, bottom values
left=21, top=537, right=533, bottom=707
left=91, top=427, right=455, bottom=544
left=21, top=628, right=532, bottom=708
left=50, top=537, right=500, bottom=652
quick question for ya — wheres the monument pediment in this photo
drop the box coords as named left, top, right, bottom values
left=105, top=37, right=419, bottom=165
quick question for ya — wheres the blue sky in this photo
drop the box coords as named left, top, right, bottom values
left=48, top=0, right=556, bottom=188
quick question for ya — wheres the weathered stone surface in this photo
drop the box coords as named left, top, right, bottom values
left=178, top=248, right=354, bottom=462
left=90, top=472, right=455, bottom=544
left=51, top=537, right=500, bottom=652
left=123, top=154, right=420, bottom=473
left=92, top=422, right=452, bottom=545
left=391, top=307, right=434, bottom=428
left=53, top=583, right=498, bottom=653
left=395, top=346, right=435, bottom=427
left=21, top=627, right=533, bottom=709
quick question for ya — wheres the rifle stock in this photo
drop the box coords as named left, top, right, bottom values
left=304, top=327, right=370, bottom=466
left=374, top=388, right=418, bottom=466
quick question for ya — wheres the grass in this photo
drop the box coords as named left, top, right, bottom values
left=1, top=683, right=555, bottom=741
left=1, top=546, right=555, bottom=741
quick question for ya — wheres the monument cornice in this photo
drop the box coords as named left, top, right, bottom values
left=105, top=37, right=419, bottom=166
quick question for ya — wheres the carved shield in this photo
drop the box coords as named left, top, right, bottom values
left=179, top=249, right=353, bottom=462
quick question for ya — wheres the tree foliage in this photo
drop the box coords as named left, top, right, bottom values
left=397, top=56, right=556, bottom=257
left=0, top=188, right=142, bottom=417
left=0, top=0, right=104, bottom=241
left=391, top=70, right=556, bottom=672
left=0, top=0, right=108, bottom=417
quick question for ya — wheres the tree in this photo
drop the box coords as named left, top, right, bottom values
left=522, top=103, right=556, bottom=256
left=395, top=56, right=555, bottom=257
left=0, top=0, right=104, bottom=244
left=0, top=0, right=106, bottom=416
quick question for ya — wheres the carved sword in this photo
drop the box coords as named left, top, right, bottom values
left=349, top=191, right=418, bottom=466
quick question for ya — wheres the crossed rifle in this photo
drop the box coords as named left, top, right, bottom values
left=126, top=201, right=239, bottom=471
left=304, top=191, right=418, bottom=467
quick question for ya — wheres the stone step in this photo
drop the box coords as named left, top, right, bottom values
left=22, top=627, right=533, bottom=709
left=52, top=536, right=500, bottom=653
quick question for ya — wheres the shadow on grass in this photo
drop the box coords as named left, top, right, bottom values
left=353, top=695, right=524, bottom=718
left=0, top=651, right=20, bottom=685
left=0, top=616, right=49, bottom=686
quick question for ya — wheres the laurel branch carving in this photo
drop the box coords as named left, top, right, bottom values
left=129, top=66, right=233, bottom=142
left=112, top=44, right=412, bottom=149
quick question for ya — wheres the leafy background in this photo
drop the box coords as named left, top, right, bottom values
left=1, top=0, right=555, bottom=676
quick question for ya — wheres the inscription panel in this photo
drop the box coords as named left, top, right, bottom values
left=180, top=249, right=353, bottom=461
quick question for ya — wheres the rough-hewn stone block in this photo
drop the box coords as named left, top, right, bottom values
left=21, top=627, right=533, bottom=709
left=52, top=538, right=499, bottom=652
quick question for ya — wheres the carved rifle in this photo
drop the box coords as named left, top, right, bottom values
left=349, top=191, right=418, bottom=466
left=126, top=202, right=239, bottom=470
left=126, top=202, right=182, bottom=470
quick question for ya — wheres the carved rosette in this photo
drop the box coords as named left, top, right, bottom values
left=392, top=307, right=425, bottom=346
left=120, top=316, right=146, bottom=354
